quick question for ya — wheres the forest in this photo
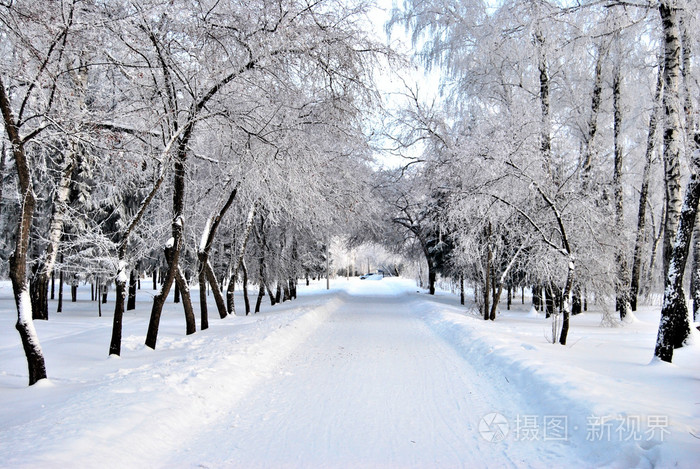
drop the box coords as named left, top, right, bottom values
left=0, top=0, right=698, bottom=387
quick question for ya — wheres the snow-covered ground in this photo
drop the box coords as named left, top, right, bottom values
left=0, top=278, right=698, bottom=468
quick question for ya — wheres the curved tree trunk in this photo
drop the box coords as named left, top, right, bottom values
left=0, top=78, right=47, bottom=385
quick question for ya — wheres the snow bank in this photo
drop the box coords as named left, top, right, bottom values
left=418, top=299, right=700, bottom=469
left=0, top=282, right=343, bottom=468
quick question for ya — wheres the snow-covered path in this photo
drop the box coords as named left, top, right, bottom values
left=2, top=278, right=697, bottom=468
left=166, top=291, right=573, bottom=468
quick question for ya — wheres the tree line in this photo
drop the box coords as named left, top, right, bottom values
left=0, top=0, right=382, bottom=385
left=371, top=0, right=697, bottom=361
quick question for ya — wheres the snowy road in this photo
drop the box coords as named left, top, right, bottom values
left=9, top=278, right=691, bottom=468
left=166, top=291, right=574, bottom=468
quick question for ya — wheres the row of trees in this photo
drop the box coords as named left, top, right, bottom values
left=371, top=0, right=697, bottom=361
left=1, top=0, right=382, bottom=385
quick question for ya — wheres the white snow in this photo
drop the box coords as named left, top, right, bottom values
left=0, top=279, right=698, bottom=468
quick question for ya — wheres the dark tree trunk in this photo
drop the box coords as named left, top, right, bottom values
left=242, top=260, right=250, bottom=315
left=57, top=268, right=64, bottom=313
left=290, top=278, right=297, bottom=300
left=201, top=259, right=227, bottom=319
left=30, top=270, right=49, bottom=320
left=110, top=273, right=127, bottom=356
left=631, top=61, right=663, bottom=312
left=613, top=61, right=630, bottom=320
left=266, top=282, right=277, bottom=306
left=507, top=285, right=512, bottom=310
left=102, top=283, right=108, bottom=304
left=199, top=265, right=209, bottom=330
left=153, top=269, right=157, bottom=290
left=545, top=284, right=554, bottom=318
left=71, top=276, right=77, bottom=303
left=582, top=41, right=606, bottom=172
left=460, top=273, right=465, bottom=305
left=226, top=201, right=258, bottom=314
left=559, top=261, right=575, bottom=345
left=655, top=172, right=700, bottom=362
left=1, top=76, right=47, bottom=385
left=51, top=271, right=55, bottom=300
left=572, top=282, right=582, bottom=316
left=283, top=280, right=291, bottom=303
left=483, top=266, right=490, bottom=321
left=174, top=278, right=181, bottom=304
left=127, top=269, right=137, bottom=311
left=256, top=258, right=266, bottom=314
left=30, top=156, right=74, bottom=321
left=198, top=184, right=239, bottom=321
left=255, top=281, right=265, bottom=314
left=275, top=283, right=282, bottom=304
left=533, top=285, right=541, bottom=311
left=175, top=268, right=196, bottom=335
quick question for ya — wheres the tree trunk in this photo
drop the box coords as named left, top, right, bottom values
left=0, top=77, right=47, bottom=385
left=29, top=271, right=49, bottom=321
left=545, top=284, right=554, bottom=318
left=127, top=269, right=137, bottom=311
left=198, top=264, right=209, bottom=330
left=655, top=172, right=700, bottom=362
left=30, top=155, right=75, bottom=320
left=255, top=256, right=266, bottom=314
left=582, top=41, right=607, bottom=172
left=242, top=260, right=250, bottom=315
left=612, top=61, right=631, bottom=319
left=0, top=143, right=5, bottom=216
left=460, top=273, right=465, bottom=305
left=57, top=266, right=64, bottom=313
left=145, top=185, right=185, bottom=349
left=175, top=267, right=196, bottom=335
left=198, top=184, right=239, bottom=323
left=110, top=266, right=128, bottom=356
left=559, top=259, right=576, bottom=345
left=266, top=281, right=277, bottom=306
left=680, top=15, right=700, bottom=320
left=630, top=61, right=663, bottom=311
left=660, top=0, right=684, bottom=280
left=255, top=281, right=265, bottom=314
left=489, top=246, right=522, bottom=320
left=532, top=285, right=541, bottom=311
left=483, top=242, right=491, bottom=320
left=71, top=276, right=77, bottom=302
left=572, top=280, right=582, bottom=315
left=226, top=202, right=258, bottom=314
left=174, top=278, right=181, bottom=303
